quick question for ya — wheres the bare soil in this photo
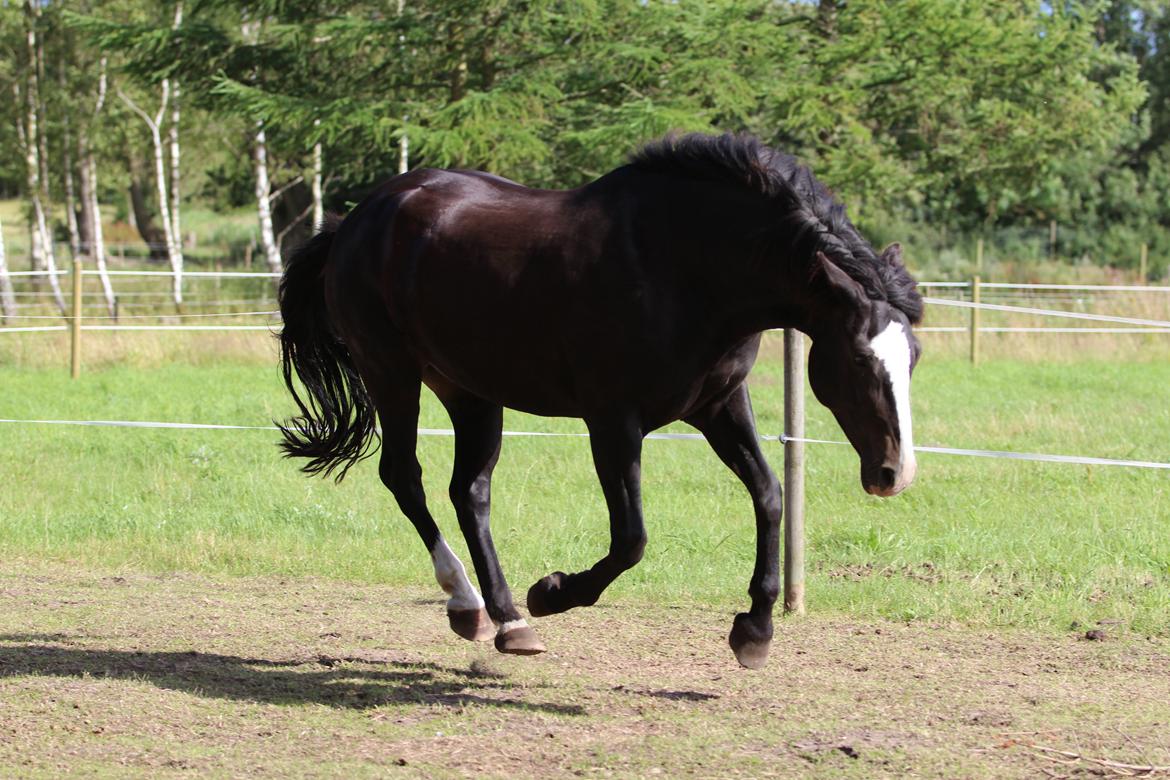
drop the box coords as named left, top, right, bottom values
left=1, top=561, right=1168, bottom=779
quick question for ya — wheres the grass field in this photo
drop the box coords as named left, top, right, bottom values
left=1, top=332, right=1167, bottom=637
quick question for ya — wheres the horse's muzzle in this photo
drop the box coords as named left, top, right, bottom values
left=863, top=455, right=917, bottom=497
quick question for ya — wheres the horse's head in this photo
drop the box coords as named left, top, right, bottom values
left=805, top=246, right=920, bottom=497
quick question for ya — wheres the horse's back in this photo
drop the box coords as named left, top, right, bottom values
left=324, top=166, right=757, bottom=422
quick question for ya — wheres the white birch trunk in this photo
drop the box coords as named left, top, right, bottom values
left=168, top=3, right=183, bottom=254
left=0, top=220, right=16, bottom=321
left=398, top=0, right=409, bottom=175
left=83, top=59, right=115, bottom=318
left=18, top=24, right=64, bottom=312
left=120, top=83, right=183, bottom=306
left=312, top=120, right=324, bottom=230
left=254, top=122, right=282, bottom=274
left=80, top=146, right=115, bottom=317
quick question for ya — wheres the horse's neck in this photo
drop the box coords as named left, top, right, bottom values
left=657, top=186, right=817, bottom=336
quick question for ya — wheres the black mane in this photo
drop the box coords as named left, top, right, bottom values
left=630, top=133, right=923, bottom=324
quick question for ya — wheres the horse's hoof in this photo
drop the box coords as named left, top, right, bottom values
left=526, top=571, right=570, bottom=617
left=729, top=612, right=773, bottom=670
left=495, top=623, right=546, bottom=655
left=447, top=607, right=495, bottom=642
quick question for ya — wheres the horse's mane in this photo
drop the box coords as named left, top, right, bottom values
left=630, top=133, right=923, bottom=324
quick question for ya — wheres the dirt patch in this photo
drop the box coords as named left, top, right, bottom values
left=1, top=561, right=1168, bottom=778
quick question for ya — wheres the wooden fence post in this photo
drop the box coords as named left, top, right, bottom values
left=975, top=237, right=984, bottom=274
left=783, top=328, right=806, bottom=615
left=1140, top=242, right=1148, bottom=284
left=969, top=275, right=981, bottom=366
left=70, top=259, right=83, bottom=379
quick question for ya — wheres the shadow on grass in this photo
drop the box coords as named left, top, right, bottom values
left=0, top=638, right=585, bottom=716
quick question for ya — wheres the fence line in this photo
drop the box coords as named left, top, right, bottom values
left=1, top=416, right=1167, bottom=470
left=81, top=270, right=280, bottom=279
left=920, top=281, right=1170, bottom=292
left=6, top=310, right=279, bottom=320
left=921, top=296, right=1170, bottom=329
left=919, top=326, right=1170, bottom=334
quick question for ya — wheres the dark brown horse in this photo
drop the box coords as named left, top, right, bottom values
left=278, top=133, right=922, bottom=669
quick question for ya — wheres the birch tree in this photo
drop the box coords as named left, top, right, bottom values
left=253, top=121, right=281, bottom=273
left=77, top=57, right=115, bottom=317
left=116, top=3, right=184, bottom=307
left=60, top=63, right=82, bottom=261
left=19, top=1, right=64, bottom=313
left=119, top=82, right=183, bottom=305
left=167, top=3, right=183, bottom=254
left=0, top=220, right=15, bottom=322
left=311, top=119, right=323, bottom=229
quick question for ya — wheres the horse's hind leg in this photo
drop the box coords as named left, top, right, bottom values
left=355, top=355, right=496, bottom=643
left=527, top=413, right=646, bottom=616
left=441, top=391, right=544, bottom=655
left=687, top=382, right=781, bottom=670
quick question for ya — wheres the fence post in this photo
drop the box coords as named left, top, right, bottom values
left=70, top=259, right=83, bottom=379
left=1140, top=242, right=1148, bottom=284
left=783, top=328, right=806, bottom=615
left=975, top=237, right=984, bottom=274
left=969, top=275, right=981, bottom=366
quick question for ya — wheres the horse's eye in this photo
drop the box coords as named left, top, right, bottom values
left=853, top=354, right=869, bottom=366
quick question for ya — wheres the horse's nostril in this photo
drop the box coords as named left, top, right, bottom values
left=879, top=467, right=896, bottom=488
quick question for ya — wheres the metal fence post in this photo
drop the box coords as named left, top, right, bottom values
left=783, top=328, right=806, bottom=615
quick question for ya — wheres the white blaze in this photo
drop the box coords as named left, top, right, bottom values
left=869, top=320, right=917, bottom=492
left=430, top=538, right=485, bottom=612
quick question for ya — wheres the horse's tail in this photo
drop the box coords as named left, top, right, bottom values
left=276, top=215, right=378, bottom=481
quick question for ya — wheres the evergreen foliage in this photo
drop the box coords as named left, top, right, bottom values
left=3, top=1, right=1168, bottom=276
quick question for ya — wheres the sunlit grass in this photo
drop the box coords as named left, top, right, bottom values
left=1, top=334, right=1168, bottom=636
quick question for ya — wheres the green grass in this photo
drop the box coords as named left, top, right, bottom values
left=1, top=339, right=1168, bottom=636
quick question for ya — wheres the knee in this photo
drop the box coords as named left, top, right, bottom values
left=611, top=529, right=647, bottom=570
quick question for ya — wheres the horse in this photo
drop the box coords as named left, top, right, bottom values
left=277, top=133, right=923, bottom=670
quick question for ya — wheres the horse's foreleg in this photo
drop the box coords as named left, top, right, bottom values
left=688, top=383, right=782, bottom=670
left=445, top=395, right=544, bottom=655
left=527, top=413, right=645, bottom=616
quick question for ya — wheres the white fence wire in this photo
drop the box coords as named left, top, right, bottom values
left=0, top=416, right=1166, bottom=471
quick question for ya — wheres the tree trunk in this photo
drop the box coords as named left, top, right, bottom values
left=254, top=122, right=282, bottom=273
left=80, top=57, right=115, bottom=318
left=80, top=140, right=115, bottom=317
left=120, top=84, right=183, bottom=306
left=397, top=0, right=409, bottom=175
left=0, top=219, right=16, bottom=321
left=168, top=3, right=183, bottom=253
left=19, top=5, right=64, bottom=312
left=312, top=122, right=324, bottom=229
left=126, top=152, right=167, bottom=258
left=60, top=62, right=82, bottom=261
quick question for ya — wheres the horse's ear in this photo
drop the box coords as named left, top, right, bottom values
left=880, top=243, right=903, bottom=267
left=811, top=251, right=866, bottom=308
